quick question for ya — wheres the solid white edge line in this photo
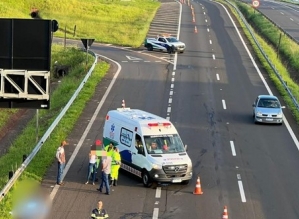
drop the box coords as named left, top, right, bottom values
left=230, top=141, right=236, bottom=156
left=218, top=2, right=299, bottom=151
left=238, top=180, right=247, bottom=202
left=49, top=54, right=122, bottom=201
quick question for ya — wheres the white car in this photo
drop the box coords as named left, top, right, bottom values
left=144, top=34, right=185, bottom=53
left=252, top=95, right=285, bottom=125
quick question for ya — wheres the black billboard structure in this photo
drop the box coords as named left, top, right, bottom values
left=0, top=19, right=52, bottom=109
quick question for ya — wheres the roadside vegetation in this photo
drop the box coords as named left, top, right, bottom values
left=0, top=0, right=160, bottom=47
left=0, top=0, right=160, bottom=217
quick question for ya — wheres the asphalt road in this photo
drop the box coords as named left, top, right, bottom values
left=45, top=0, right=299, bottom=219
left=243, top=0, right=299, bottom=42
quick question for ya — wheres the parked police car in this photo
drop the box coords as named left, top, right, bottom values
left=144, top=34, right=186, bottom=54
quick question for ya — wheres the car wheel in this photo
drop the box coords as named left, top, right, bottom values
left=147, top=44, right=153, bottom=51
left=142, top=171, right=153, bottom=188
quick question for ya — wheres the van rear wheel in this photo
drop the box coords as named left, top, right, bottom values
left=142, top=171, right=153, bottom=188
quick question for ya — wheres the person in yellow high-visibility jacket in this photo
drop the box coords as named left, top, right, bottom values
left=110, top=146, right=121, bottom=186
left=104, top=142, right=114, bottom=157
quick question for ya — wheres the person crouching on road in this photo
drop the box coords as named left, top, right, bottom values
left=97, top=155, right=112, bottom=195
left=91, top=200, right=109, bottom=219
left=110, top=146, right=121, bottom=186
left=56, top=140, right=68, bottom=185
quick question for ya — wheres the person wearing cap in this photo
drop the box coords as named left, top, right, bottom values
left=110, top=146, right=121, bottom=186
left=91, top=200, right=109, bottom=219
left=56, top=140, right=68, bottom=185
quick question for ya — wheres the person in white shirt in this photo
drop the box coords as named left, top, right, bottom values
left=85, top=151, right=97, bottom=185
left=97, top=156, right=112, bottom=195
left=56, top=140, right=68, bottom=185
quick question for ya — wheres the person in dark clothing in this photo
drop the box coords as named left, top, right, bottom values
left=91, top=200, right=109, bottom=219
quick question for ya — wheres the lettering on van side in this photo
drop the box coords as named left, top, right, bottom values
left=109, top=123, right=115, bottom=140
left=120, top=128, right=133, bottom=146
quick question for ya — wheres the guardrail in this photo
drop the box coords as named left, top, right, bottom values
left=226, top=0, right=299, bottom=111
left=0, top=50, right=98, bottom=202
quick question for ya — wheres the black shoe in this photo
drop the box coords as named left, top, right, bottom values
left=105, top=192, right=110, bottom=195
left=57, top=182, right=64, bottom=186
left=96, top=188, right=102, bottom=192
left=113, top=180, right=117, bottom=186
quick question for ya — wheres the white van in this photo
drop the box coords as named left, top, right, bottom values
left=103, top=108, right=193, bottom=187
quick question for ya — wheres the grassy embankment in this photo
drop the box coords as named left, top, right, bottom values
left=222, top=0, right=299, bottom=123
left=0, top=0, right=160, bottom=217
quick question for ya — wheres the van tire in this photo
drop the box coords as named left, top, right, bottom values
left=142, top=171, right=153, bottom=188
left=181, top=180, right=189, bottom=185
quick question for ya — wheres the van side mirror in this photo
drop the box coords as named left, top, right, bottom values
left=184, top=144, right=188, bottom=151
left=137, top=147, right=145, bottom=156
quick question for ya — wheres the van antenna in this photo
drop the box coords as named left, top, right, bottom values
left=122, top=100, right=125, bottom=108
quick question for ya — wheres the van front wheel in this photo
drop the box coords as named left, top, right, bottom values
left=142, top=171, right=153, bottom=188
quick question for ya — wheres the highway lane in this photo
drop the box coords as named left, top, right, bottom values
left=43, top=45, right=175, bottom=219
left=46, top=0, right=299, bottom=219
left=243, top=0, right=299, bottom=42
left=161, top=0, right=299, bottom=218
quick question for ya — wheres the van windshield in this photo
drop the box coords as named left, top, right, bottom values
left=144, top=134, right=185, bottom=154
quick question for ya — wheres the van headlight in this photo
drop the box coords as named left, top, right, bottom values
left=152, top=163, right=162, bottom=170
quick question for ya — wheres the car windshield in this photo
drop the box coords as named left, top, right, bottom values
left=144, top=134, right=185, bottom=154
left=258, top=99, right=280, bottom=108
left=166, top=37, right=179, bottom=43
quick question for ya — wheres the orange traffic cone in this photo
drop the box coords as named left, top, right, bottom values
left=194, top=26, right=198, bottom=33
left=222, top=206, right=228, bottom=219
left=193, top=176, right=203, bottom=195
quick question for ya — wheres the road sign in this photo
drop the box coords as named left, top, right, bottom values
left=252, top=0, right=260, bottom=8
left=0, top=18, right=51, bottom=109
left=81, top=39, right=95, bottom=49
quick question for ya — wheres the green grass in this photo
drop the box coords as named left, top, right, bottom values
left=0, top=0, right=160, bottom=47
